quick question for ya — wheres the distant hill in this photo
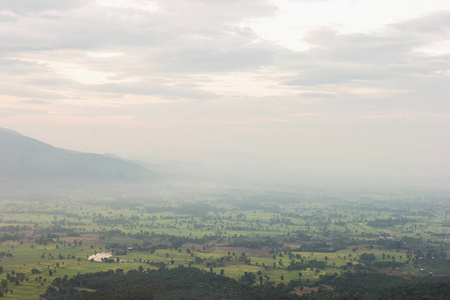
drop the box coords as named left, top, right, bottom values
left=0, top=128, right=153, bottom=181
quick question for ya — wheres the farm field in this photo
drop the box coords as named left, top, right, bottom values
left=0, top=191, right=449, bottom=299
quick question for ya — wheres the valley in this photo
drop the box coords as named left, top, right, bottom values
left=0, top=191, right=448, bottom=298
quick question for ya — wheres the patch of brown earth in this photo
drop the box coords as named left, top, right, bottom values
left=290, top=286, right=319, bottom=295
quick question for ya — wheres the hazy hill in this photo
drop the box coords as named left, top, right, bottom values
left=0, top=128, right=152, bottom=181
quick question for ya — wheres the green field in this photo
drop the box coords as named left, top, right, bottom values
left=0, top=191, right=449, bottom=298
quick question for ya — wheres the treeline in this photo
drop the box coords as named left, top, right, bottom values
left=0, top=225, right=28, bottom=233
left=35, top=226, right=79, bottom=237
left=41, top=266, right=299, bottom=300
left=367, top=218, right=410, bottom=228
left=303, top=271, right=450, bottom=299
left=287, top=259, right=327, bottom=271
left=0, top=233, right=20, bottom=243
left=144, top=203, right=217, bottom=216
left=41, top=267, right=450, bottom=300
left=291, top=242, right=334, bottom=253
left=229, top=237, right=281, bottom=249
left=103, top=233, right=219, bottom=250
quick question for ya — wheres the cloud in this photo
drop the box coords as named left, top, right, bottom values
left=0, top=1, right=449, bottom=191
left=21, top=100, right=50, bottom=105
left=298, top=92, right=334, bottom=98
left=279, top=10, right=450, bottom=113
left=0, top=0, right=91, bottom=14
left=0, top=0, right=281, bottom=102
left=0, top=12, right=17, bottom=22
left=88, top=81, right=218, bottom=100
left=0, top=2, right=448, bottom=110
left=392, top=10, right=450, bottom=35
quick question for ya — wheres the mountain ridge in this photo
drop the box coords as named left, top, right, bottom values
left=0, top=127, right=153, bottom=182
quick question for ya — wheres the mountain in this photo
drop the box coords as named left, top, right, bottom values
left=0, top=128, right=153, bottom=181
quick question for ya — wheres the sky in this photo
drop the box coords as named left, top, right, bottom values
left=1, top=0, right=449, bottom=190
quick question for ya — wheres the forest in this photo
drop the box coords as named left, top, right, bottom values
left=41, top=266, right=450, bottom=299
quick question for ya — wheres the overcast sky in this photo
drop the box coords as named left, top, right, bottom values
left=1, top=0, right=449, bottom=190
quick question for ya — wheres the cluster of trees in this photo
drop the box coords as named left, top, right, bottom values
left=0, top=233, right=20, bottom=242
left=358, top=253, right=376, bottom=266
left=2, top=270, right=26, bottom=294
left=144, top=202, right=216, bottom=216
left=102, top=232, right=219, bottom=251
left=287, top=259, right=327, bottom=271
left=292, top=243, right=334, bottom=253
left=305, top=271, right=450, bottom=299
left=367, top=218, right=409, bottom=228
left=35, top=226, right=80, bottom=237
left=228, top=237, right=280, bottom=249
left=0, top=225, right=25, bottom=233
left=372, top=261, right=404, bottom=269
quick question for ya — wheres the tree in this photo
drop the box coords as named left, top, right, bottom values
left=359, top=253, right=376, bottom=266
left=240, top=272, right=255, bottom=285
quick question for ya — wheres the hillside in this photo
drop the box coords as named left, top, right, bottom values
left=0, top=128, right=152, bottom=181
